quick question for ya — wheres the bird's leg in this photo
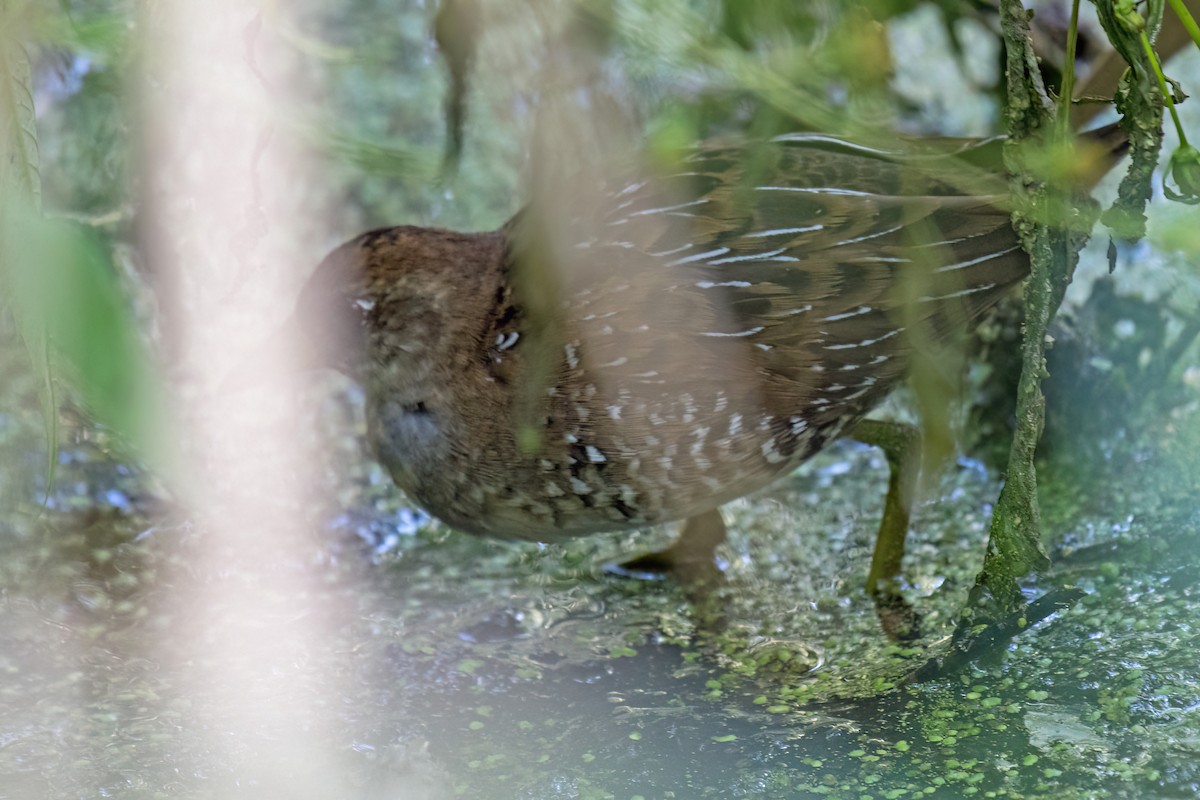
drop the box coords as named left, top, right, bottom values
left=851, top=419, right=921, bottom=596
left=612, top=508, right=729, bottom=632
left=848, top=418, right=922, bottom=640
left=610, top=508, right=727, bottom=589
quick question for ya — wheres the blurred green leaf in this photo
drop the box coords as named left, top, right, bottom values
left=1155, top=208, right=1200, bottom=253
left=2, top=12, right=59, bottom=493
left=33, top=10, right=132, bottom=59
left=3, top=202, right=163, bottom=471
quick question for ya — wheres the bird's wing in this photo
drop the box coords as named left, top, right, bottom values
left=561, top=135, right=1028, bottom=420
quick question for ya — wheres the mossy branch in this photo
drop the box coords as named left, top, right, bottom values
left=969, top=0, right=1103, bottom=611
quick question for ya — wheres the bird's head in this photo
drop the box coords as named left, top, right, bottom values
left=228, top=225, right=506, bottom=408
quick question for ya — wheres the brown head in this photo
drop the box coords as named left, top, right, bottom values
left=279, top=225, right=520, bottom=518
left=292, top=225, right=509, bottom=406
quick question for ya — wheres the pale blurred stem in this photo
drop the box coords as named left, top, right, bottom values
left=1059, top=0, right=1081, bottom=137
left=1141, top=31, right=1191, bottom=146
left=1165, top=0, right=1200, bottom=49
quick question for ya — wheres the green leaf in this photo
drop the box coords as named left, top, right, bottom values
left=1, top=14, right=59, bottom=497
left=4, top=203, right=164, bottom=472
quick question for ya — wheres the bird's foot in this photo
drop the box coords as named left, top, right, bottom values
left=870, top=583, right=923, bottom=643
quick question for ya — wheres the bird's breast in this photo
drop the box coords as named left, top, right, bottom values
left=366, top=370, right=853, bottom=542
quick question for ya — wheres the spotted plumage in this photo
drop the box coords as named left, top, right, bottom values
left=292, top=130, right=1118, bottom=546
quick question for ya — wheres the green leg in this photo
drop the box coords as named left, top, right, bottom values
left=849, top=419, right=923, bottom=640
left=609, top=509, right=729, bottom=631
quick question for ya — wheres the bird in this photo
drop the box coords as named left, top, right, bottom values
left=283, top=127, right=1126, bottom=595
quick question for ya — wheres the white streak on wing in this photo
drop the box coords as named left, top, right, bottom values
left=823, top=328, right=903, bottom=350
left=630, top=198, right=710, bottom=217
left=919, top=282, right=997, bottom=301
left=648, top=243, right=694, bottom=257
left=701, top=326, right=765, bottom=338
left=710, top=248, right=787, bottom=265
left=668, top=247, right=731, bottom=266
left=933, top=246, right=1021, bottom=273
left=912, top=228, right=992, bottom=248
left=822, top=305, right=872, bottom=322
left=755, top=186, right=874, bottom=197
left=744, top=225, right=824, bottom=238
left=696, top=279, right=753, bottom=288
left=836, top=224, right=904, bottom=247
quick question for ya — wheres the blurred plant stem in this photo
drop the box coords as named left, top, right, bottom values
left=1, top=6, right=59, bottom=493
